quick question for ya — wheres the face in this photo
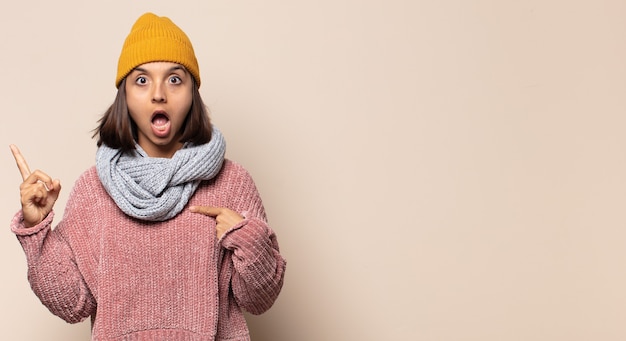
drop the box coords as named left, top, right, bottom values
left=125, top=62, right=193, bottom=158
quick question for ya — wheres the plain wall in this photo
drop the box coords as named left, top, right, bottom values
left=2, top=1, right=626, bottom=340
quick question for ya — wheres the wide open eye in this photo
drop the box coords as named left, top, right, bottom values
left=168, top=75, right=182, bottom=85
left=135, top=76, right=148, bottom=85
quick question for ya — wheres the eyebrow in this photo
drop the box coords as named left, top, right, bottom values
left=132, top=65, right=188, bottom=74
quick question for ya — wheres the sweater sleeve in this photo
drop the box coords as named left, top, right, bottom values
left=218, top=165, right=286, bottom=315
left=11, top=202, right=96, bottom=323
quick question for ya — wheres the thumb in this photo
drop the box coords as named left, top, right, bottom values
left=189, top=206, right=222, bottom=217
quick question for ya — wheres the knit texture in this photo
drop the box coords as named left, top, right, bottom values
left=95, top=127, right=226, bottom=221
left=116, top=12, right=201, bottom=88
left=11, top=160, right=286, bottom=341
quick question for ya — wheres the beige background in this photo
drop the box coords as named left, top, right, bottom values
left=1, top=1, right=625, bottom=340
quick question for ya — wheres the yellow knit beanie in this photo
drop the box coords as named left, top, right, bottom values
left=116, top=13, right=200, bottom=88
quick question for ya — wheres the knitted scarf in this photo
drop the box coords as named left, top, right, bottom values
left=95, top=127, right=226, bottom=221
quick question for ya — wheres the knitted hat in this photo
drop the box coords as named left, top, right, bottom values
left=116, top=13, right=200, bottom=88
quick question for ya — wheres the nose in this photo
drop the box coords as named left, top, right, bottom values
left=152, top=83, right=166, bottom=103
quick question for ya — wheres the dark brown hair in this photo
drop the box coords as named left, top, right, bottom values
left=93, top=78, right=212, bottom=154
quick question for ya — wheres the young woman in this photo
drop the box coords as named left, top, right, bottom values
left=10, top=12, right=286, bottom=341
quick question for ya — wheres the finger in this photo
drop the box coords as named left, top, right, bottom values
left=9, top=144, right=33, bottom=180
left=21, top=178, right=60, bottom=203
left=29, top=170, right=54, bottom=192
left=35, top=179, right=61, bottom=202
left=32, top=186, right=48, bottom=204
left=38, top=180, right=50, bottom=192
left=50, top=179, right=62, bottom=196
left=21, top=183, right=47, bottom=205
left=189, top=206, right=222, bottom=217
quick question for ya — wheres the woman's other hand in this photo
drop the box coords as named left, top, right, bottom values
left=189, top=206, right=244, bottom=239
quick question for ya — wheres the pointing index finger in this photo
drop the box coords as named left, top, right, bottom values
left=9, top=144, right=32, bottom=180
left=189, top=206, right=222, bottom=217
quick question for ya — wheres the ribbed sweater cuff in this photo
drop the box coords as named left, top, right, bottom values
left=219, top=218, right=271, bottom=254
left=11, top=210, right=54, bottom=236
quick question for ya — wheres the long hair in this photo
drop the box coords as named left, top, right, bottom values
left=93, top=78, right=212, bottom=154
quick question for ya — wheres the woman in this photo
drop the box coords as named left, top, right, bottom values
left=10, top=12, right=286, bottom=341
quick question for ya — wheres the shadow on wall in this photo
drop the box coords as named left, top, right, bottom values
left=247, top=312, right=289, bottom=341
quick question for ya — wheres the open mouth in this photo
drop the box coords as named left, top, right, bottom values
left=151, top=111, right=171, bottom=137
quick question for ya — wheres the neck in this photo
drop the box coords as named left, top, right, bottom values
left=138, top=141, right=184, bottom=158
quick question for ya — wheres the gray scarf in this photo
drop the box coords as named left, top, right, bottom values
left=95, top=126, right=226, bottom=221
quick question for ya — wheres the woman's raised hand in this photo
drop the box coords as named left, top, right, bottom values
left=9, top=145, right=61, bottom=227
